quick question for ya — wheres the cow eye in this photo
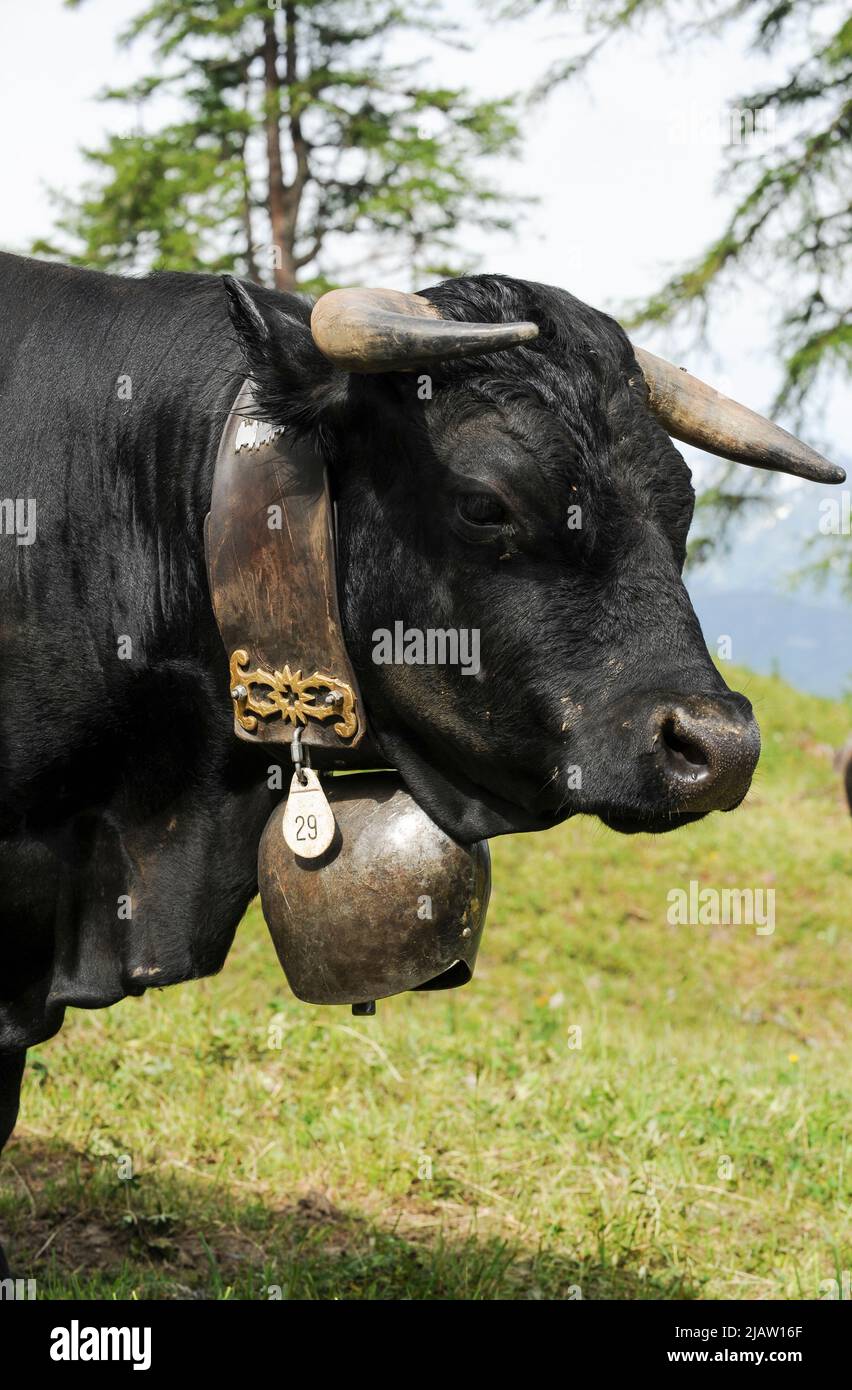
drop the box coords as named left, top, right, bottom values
left=456, top=493, right=507, bottom=528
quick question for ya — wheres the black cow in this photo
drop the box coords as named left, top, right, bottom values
left=837, top=739, right=852, bottom=815
left=0, top=252, right=840, bottom=1276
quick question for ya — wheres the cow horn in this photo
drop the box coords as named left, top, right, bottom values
left=310, top=287, right=538, bottom=373
left=633, top=346, right=845, bottom=484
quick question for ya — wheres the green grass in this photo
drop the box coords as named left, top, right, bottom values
left=2, top=665, right=850, bottom=1300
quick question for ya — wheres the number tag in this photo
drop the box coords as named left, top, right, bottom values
left=282, top=768, right=336, bottom=858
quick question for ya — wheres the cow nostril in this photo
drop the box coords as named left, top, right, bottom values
left=660, top=717, right=710, bottom=779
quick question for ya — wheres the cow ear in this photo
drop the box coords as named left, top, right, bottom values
left=223, top=276, right=347, bottom=435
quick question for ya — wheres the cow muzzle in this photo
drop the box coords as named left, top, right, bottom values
left=585, top=688, right=760, bottom=834
left=648, top=691, right=760, bottom=813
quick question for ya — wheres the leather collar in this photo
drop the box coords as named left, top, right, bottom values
left=205, top=380, right=379, bottom=769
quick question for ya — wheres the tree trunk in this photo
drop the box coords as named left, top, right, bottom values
left=238, top=76, right=261, bottom=285
left=263, top=15, right=297, bottom=291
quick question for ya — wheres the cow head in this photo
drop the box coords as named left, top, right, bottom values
left=225, top=275, right=843, bottom=842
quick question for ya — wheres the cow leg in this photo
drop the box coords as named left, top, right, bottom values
left=0, top=1051, right=26, bottom=1279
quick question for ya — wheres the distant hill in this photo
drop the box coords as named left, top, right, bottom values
left=686, top=478, right=850, bottom=698
left=688, top=587, right=850, bottom=698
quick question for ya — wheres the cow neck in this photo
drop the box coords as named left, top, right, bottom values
left=205, top=379, right=379, bottom=770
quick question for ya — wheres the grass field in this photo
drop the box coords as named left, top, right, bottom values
left=2, top=665, right=850, bottom=1300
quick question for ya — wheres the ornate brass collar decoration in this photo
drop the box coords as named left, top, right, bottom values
left=229, top=649, right=358, bottom=739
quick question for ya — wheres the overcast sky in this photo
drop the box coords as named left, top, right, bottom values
left=1, top=0, right=848, bottom=484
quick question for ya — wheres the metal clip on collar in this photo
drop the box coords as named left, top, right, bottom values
left=291, top=726, right=308, bottom=786
left=290, top=726, right=372, bottom=1016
